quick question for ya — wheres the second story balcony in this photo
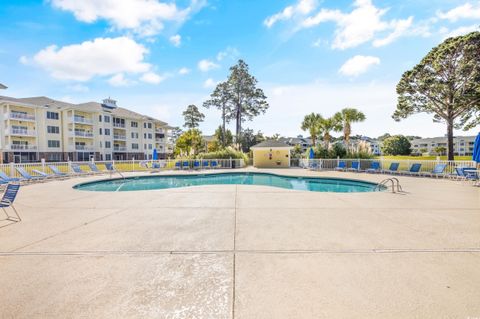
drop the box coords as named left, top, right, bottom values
left=113, top=134, right=126, bottom=140
left=113, top=122, right=126, bottom=129
left=70, top=131, right=94, bottom=138
left=113, top=146, right=127, bottom=152
left=72, top=116, right=93, bottom=125
left=5, top=128, right=36, bottom=136
left=6, top=112, right=36, bottom=121
left=9, top=144, right=38, bottom=151
left=72, top=144, right=95, bottom=151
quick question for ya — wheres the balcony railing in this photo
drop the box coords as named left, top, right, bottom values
left=74, top=145, right=95, bottom=151
left=9, top=144, right=37, bottom=150
left=70, top=131, right=94, bottom=138
left=6, top=128, right=36, bottom=136
left=155, top=138, right=166, bottom=143
left=7, top=112, right=36, bottom=121
left=113, top=146, right=127, bottom=152
left=72, top=116, right=93, bottom=124
left=113, top=134, right=126, bottom=140
left=113, top=123, right=126, bottom=128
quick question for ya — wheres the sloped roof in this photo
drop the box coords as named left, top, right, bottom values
left=251, top=139, right=293, bottom=148
left=0, top=83, right=7, bottom=89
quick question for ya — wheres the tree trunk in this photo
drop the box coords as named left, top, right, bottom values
left=446, top=118, right=454, bottom=161
left=222, top=105, right=226, bottom=147
left=236, top=106, right=242, bottom=150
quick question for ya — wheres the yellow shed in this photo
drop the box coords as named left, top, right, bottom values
left=251, top=140, right=294, bottom=168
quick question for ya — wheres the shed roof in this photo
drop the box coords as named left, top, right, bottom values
left=251, top=140, right=294, bottom=149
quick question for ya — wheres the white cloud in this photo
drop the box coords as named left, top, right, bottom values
left=339, top=55, right=380, bottom=77
left=50, top=0, right=206, bottom=37
left=437, top=2, right=480, bottom=22
left=441, top=24, right=480, bottom=39
left=301, top=0, right=414, bottom=49
left=178, top=67, right=190, bottom=75
left=140, top=72, right=165, bottom=84
left=169, top=34, right=181, bottom=47
left=216, top=47, right=240, bottom=61
left=198, top=59, right=219, bottom=72
left=203, top=78, right=217, bottom=88
left=31, top=37, right=150, bottom=81
left=108, top=73, right=132, bottom=87
left=19, top=56, right=29, bottom=65
left=264, top=0, right=317, bottom=28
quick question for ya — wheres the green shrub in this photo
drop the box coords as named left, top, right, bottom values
left=195, top=147, right=249, bottom=162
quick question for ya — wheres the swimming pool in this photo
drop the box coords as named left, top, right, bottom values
left=74, top=172, right=383, bottom=193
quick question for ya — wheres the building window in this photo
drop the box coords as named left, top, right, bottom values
left=99, top=115, right=102, bottom=122
left=105, top=141, right=111, bottom=148
left=106, top=154, right=111, bottom=160
left=148, top=144, right=152, bottom=149
left=105, top=128, right=110, bottom=136
left=148, top=133, right=152, bottom=139
left=131, top=121, right=138, bottom=128
left=147, top=123, right=152, bottom=129
left=132, top=143, right=139, bottom=150
left=144, top=123, right=147, bottom=128
left=131, top=132, right=138, bottom=139
left=47, top=126, right=60, bottom=134
left=48, top=140, right=60, bottom=148
left=99, top=128, right=102, bottom=135
left=104, top=115, right=110, bottom=123
left=47, top=111, right=59, bottom=120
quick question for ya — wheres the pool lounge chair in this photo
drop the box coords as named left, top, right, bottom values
left=0, top=170, right=20, bottom=183
left=174, top=161, right=181, bottom=170
left=347, top=161, right=360, bottom=172
left=202, top=160, right=210, bottom=169
left=308, top=161, right=319, bottom=170
left=48, top=165, right=69, bottom=178
left=453, top=167, right=479, bottom=182
left=71, top=164, right=91, bottom=176
left=423, top=163, right=447, bottom=178
left=182, top=161, right=190, bottom=170
left=365, top=161, right=381, bottom=173
left=334, top=161, right=346, bottom=171
left=400, top=163, right=422, bottom=176
left=382, top=162, right=399, bottom=174
left=88, top=163, right=104, bottom=174
left=193, top=160, right=201, bottom=169
left=0, top=184, right=21, bottom=222
left=32, top=169, right=56, bottom=179
left=15, top=167, right=45, bottom=182
left=211, top=160, right=218, bottom=169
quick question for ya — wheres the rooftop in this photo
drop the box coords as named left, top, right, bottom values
left=251, top=139, right=294, bottom=148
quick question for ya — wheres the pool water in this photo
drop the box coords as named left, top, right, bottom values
left=74, top=172, right=383, bottom=193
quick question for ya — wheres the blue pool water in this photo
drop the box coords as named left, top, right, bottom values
left=74, top=172, right=383, bottom=193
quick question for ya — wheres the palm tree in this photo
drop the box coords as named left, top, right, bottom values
left=301, top=113, right=323, bottom=147
left=334, top=108, right=366, bottom=147
left=318, top=117, right=342, bottom=149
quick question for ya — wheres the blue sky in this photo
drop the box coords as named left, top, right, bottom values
left=0, top=0, right=479, bottom=138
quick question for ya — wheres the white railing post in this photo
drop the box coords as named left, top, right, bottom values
left=41, top=158, right=45, bottom=171
left=68, top=160, right=72, bottom=173
left=9, top=162, right=14, bottom=178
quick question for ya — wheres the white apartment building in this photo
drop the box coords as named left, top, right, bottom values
left=411, top=136, right=476, bottom=156
left=0, top=95, right=174, bottom=163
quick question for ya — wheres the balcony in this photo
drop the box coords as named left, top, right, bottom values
left=6, top=112, right=36, bottom=121
left=9, top=144, right=37, bottom=151
left=73, top=145, right=95, bottom=151
left=113, top=123, right=126, bottom=129
left=113, top=134, right=126, bottom=140
left=5, top=128, right=36, bottom=136
left=113, top=146, right=127, bottom=152
left=156, top=138, right=166, bottom=143
left=70, top=131, right=94, bottom=138
left=72, top=116, right=93, bottom=125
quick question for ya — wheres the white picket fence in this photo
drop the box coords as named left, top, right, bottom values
left=299, top=158, right=477, bottom=175
left=0, top=158, right=246, bottom=179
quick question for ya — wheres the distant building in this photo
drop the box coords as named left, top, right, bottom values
left=278, top=137, right=312, bottom=153
left=411, top=136, right=476, bottom=156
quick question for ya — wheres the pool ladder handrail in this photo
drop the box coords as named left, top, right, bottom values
left=109, top=167, right=126, bottom=180
left=375, top=177, right=403, bottom=193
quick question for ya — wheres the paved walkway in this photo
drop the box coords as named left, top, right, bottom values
left=0, top=168, right=479, bottom=318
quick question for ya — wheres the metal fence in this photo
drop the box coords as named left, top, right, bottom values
left=0, top=158, right=246, bottom=179
left=299, top=158, right=476, bottom=175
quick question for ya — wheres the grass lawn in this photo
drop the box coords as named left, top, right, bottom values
left=376, top=155, right=472, bottom=161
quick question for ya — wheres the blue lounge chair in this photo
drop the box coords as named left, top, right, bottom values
left=0, top=184, right=21, bottom=222
left=15, top=167, right=44, bottom=182
left=32, top=169, right=55, bottom=179
left=382, top=162, right=399, bottom=174
left=334, top=161, right=346, bottom=171
left=401, top=163, right=422, bottom=175
left=365, top=161, right=380, bottom=173
left=174, top=161, right=181, bottom=170
left=423, top=163, right=447, bottom=178
left=88, top=163, right=103, bottom=174
left=347, top=161, right=360, bottom=172
left=193, top=160, right=201, bottom=169
left=71, top=164, right=90, bottom=176
left=182, top=161, right=190, bottom=170
left=211, top=160, right=218, bottom=169
left=48, top=165, right=69, bottom=177
left=309, top=161, right=319, bottom=170
left=202, top=160, right=210, bottom=169
left=454, top=167, right=478, bottom=181
left=0, top=170, right=20, bottom=183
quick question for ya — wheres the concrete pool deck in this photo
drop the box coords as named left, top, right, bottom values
left=0, top=168, right=479, bottom=318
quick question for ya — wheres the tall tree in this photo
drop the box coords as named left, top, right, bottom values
left=301, top=113, right=322, bottom=147
left=226, top=60, right=269, bottom=148
left=213, top=125, right=233, bottom=148
left=334, top=108, right=366, bottom=147
left=203, top=82, right=232, bottom=147
left=381, top=135, right=412, bottom=155
left=393, top=31, right=480, bottom=160
left=318, top=117, right=342, bottom=149
left=182, top=104, right=205, bottom=129
left=239, top=128, right=264, bottom=152
left=174, top=129, right=204, bottom=156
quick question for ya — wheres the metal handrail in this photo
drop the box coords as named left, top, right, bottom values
left=376, top=177, right=403, bottom=193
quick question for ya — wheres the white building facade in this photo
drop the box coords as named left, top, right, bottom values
left=0, top=96, right=174, bottom=163
left=411, top=136, right=476, bottom=156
